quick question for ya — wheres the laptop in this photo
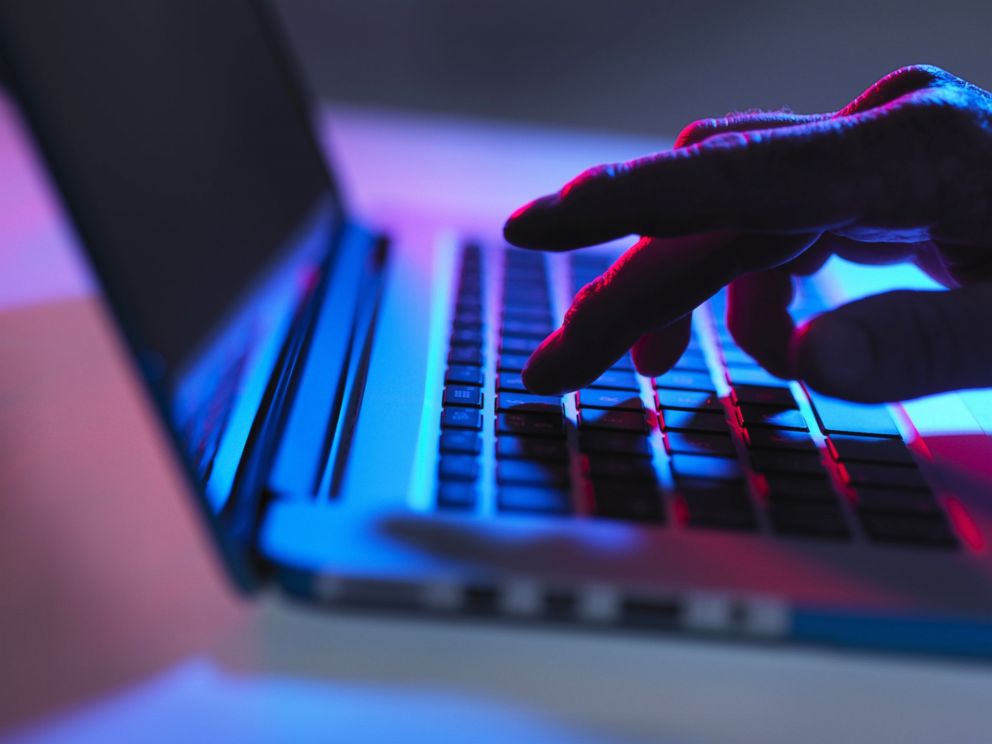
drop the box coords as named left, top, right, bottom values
left=2, top=0, right=991, bottom=658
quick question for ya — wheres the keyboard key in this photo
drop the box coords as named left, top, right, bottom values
left=496, top=392, right=562, bottom=414
left=763, top=473, right=837, bottom=503
left=720, top=347, right=759, bottom=367
left=497, top=436, right=568, bottom=461
left=503, top=287, right=550, bottom=305
left=454, top=310, right=483, bottom=326
left=841, top=462, right=931, bottom=491
left=443, top=386, right=483, bottom=408
left=744, top=427, right=818, bottom=452
left=498, top=353, right=531, bottom=372
left=654, top=388, right=722, bottom=412
left=497, top=460, right=569, bottom=486
left=445, top=365, right=484, bottom=387
left=496, top=371, right=528, bottom=392
left=451, top=317, right=484, bottom=331
left=857, top=487, right=940, bottom=514
left=738, top=404, right=808, bottom=431
left=585, top=455, right=656, bottom=481
left=577, top=389, right=643, bottom=410
left=497, top=412, right=565, bottom=438
left=588, top=369, right=640, bottom=391
left=658, top=408, right=730, bottom=434
left=448, top=346, right=484, bottom=366
left=498, top=485, right=571, bottom=514
left=724, top=366, right=789, bottom=387
left=769, top=502, right=850, bottom=539
left=731, top=384, right=797, bottom=408
left=579, top=430, right=653, bottom=457
left=859, top=511, right=957, bottom=547
left=678, top=479, right=757, bottom=530
left=457, top=294, right=482, bottom=311
left=805, top=390, right=901, bottom=438
left=664, top=430, right=736, bottom=457
left=500, top=336, right=541, bottom=355
left=610, top=355, right=636, bottom=371
left=654, top=369, right=715, bottom=392
left=669, top=453, right=743, bottom=481
left=593, top=480, right=664, bottom=522
left=727, top=366, right=789, bottom=388
left=750, top=449, right=826, bottom=476
left=501, top=319, right=553, bottom=337
left=450, top=328, right=484, bottom=346
left=502, top=306, right=553, bottom=323
left=438, top=455, right=480, bottom=481
left=671, top=349, right=709, bottom=372
left=441, top=408, right=482, bottom=430
left=437, top=483, right=478, bottom=510
left=827, top=435, right=916, bottom=466
left=578, top=408, right=648, bottom=433
left=440, top=431, right=482, bottom=455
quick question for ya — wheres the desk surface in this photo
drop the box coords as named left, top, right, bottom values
left=1, top=95, right=990, bottom=743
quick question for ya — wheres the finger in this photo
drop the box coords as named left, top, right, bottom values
left=729, top=230, right=928, bottom=378
left=630, top=315, right=692, bottom=376
left=523, top=113, right=823, bottom=389
left=674, top=112, right=830, bottom=148
left=782, top=240, right=832, bottom=276
left=818, top=233, right=923, bottom=265
left=726, top=267, right=799, bottom=379
left=839, top=64, right=954, bottom=115
left=792, top=284, right=992, bottom=402
left=505, top=108, right=906, bottom=252
left=521, top=232, right=808, bottom=394
left=615, top=113, right=826, bottom=380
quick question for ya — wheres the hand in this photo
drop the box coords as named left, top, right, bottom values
left=504, top=65, right=992, bottom=403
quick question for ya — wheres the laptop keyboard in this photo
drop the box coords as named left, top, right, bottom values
left=436, top=244, right=958, bottom=549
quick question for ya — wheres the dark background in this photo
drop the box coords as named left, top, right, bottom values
left=275, top=0, right=992, bottom=136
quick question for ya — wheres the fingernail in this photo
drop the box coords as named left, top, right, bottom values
left=794, top=318, right=873, bottom=397
left=503, top=194, right=557, bottom=246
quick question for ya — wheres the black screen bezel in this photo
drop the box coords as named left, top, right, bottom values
left=0, top=0, right=349, bottom=590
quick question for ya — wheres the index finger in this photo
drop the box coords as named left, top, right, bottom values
left=504, top=110, right=898, bottom=252
left=522, top=231, right=814, bottom=394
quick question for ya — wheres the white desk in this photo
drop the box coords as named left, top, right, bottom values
left=1, top=96, right=990, bottom=743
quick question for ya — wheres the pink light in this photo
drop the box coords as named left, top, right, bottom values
left=944, top=496, right=985, bottom=553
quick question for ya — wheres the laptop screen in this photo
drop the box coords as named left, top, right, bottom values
left=0, top=1, right=345, bottom=534
left=0, top=0, right=340, bottom=378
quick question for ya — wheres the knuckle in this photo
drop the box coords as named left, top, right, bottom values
left=675, top=118, right=721, bottom=147
left=697, top=130, right=751, bottom=152
left=888, top=64, right=951, bottom=88
left=916, top=91, right=975, bottom=129
left=562, top=275, right=610, bottom=334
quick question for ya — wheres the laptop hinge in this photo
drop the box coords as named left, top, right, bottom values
left=264, top=224, right=389, bottom=499
left=219, top=221, right=388, bottom=557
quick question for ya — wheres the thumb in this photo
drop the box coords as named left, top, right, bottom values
left=792, top=285, right=992, bottom=403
